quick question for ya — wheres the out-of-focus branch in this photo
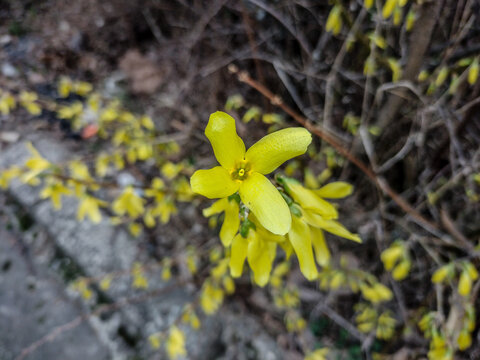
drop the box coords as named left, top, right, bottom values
left=377, top=0, right=444, bottom=128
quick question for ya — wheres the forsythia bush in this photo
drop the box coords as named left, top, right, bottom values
left=2, top=0, right=480, bottom=359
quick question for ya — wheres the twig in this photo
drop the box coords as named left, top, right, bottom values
left=246, top=0, right=312, bottom=55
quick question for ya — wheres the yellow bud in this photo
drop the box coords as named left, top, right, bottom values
left=432, top=264, right=451, bottom=283
left=326, top=5, right=342, bottom=35
left=468, top=59, right=479, bottom=85
left=457, top=329, right=472, bottom=350
left=392, top=260, right=411, bottom=281
left=381, top=245, right=403, bottom=271
left=458, top=270, right=472, bottom=296
left=435, top=67, right=449, bottom=87
left=382, top=0, right=398, bottom=19
left=406, top=10, right=416, bottom=31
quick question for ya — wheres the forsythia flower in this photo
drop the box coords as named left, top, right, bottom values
left=166, top=326, right=186, bottom=359
left=22, top=143, right=51, bottom=184
left=280, top=177, right=361, bottom=280
left=229, top=218, right=281, bottom=286
left=305, top=348, right=329, bottom=360
left=190, top=111, right=311, bottom=235
left=77, top=195, right=105, bottom=223
left=200, top=280, right=224, bottom=314
left=112, top=186, right=145, bottom=218
left=40, top=180, right=72, bottom=210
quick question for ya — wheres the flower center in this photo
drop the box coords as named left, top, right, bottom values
left=231, top=161, right=251, bottom=181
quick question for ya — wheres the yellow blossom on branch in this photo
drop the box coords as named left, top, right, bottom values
left=166, top=326, right=186, bottom=359
left=112, top=186, right=145, bottom=218
left=190, top=111, right=311, bottom=235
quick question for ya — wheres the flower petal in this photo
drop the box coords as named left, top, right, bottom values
left=283, top=178, right=338, bottom=219
left=229, top=234, right=248, bottom=278
left=303, top=210, right=361, bottom=243
left=205, top=111, right=245, bottom=169
left=190, top=166, right=239, bottom=199
left=239, top=172, right=291, bottom=235
left=310, top=227, right=330, bottom=267
left=220, top=199, right=240, bottom=247
left=202, top=198, right=228, bottom=217
left=247, top=231, right=275, bottom=286
left=245, top=128, right=311, bottom=174
left=314, top=182, right=353, bottom=199
left=288, top=217, right=318, bottom=280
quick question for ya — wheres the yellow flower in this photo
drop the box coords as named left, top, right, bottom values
left=457, top=329, right=472, bottom=350
left=112, top=186, right=145, bottom=218
left=148, top=333, right=162, bottom=349
left=0, top=166, right=21, bottom=189
left=0, top=92, right=16, bottom=115
left=200, top=280, right=224, bottom=314
left=22, top=143, right=51, bottom=184
left=432, top=264, right=453, bottom=283
left=381, top=244, right=403, bottom=271
left=288, top=216, right=318, bottom=281
left=131, top=262, right=148, bottom=289
left=166, top=326, right=186, bottom=359
left=468, top=58, right=479, bottom=85
left=227, top=215, right=284, bottom=287
left=360, top=283, right=393, bottom=303
left=161, top=161, right=182, bottom=179
left=58, top=77, right=73, bottom=98
left=392, top=260, right=411, bottom=281
left=382, top=0, right=397, bottom=19
left=77, top=196, right=105, bottom=223
left=190, top=111, right=311, bottom=235
left=40, top=181, right=72, bottom=210
left=326, top=5, right=342, bottom=35
left=19, top=91, right=41, bottom=115
left=364, top=0, right=374, bottom=9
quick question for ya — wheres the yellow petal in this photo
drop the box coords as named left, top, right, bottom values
left=381, top=245, right=403, bottom=271
left=314, top=182, right=353, bottom=198
left=310, top=227, right=330, bottom=267
left=191, top=166, right=239, bottom=199
left=304, top=211, right=361, bottom=243
left=220, top=200, right=240, bottom=247
left=229, top=234, right=248, bottom=278
left=247, top=231, right=275, bottom=286
left=392, top=260, right=411, bottom=280
left=245, top=128, right=312, bottom=175
left=283, top=178, right=338, bottom=219
left=288, top=217, right=318, bottom=280
left=202, top=198, right=228, bottom=217
left=382, top=0, right=397, bottom=19
left=459, top=270, right=472, bottom=296
left=432, top=265, right=450, bottom=283
left=239, top=172, right=291, bottom=235
left=205, top=111, right=245, bottom=169
left=458, top=329, right=472, bottom=350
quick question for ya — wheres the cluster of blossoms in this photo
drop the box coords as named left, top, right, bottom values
left=191, top=111, right=361, bottom=286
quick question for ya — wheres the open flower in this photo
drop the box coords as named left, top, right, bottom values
left=190, top=111, right=311, bottom=235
